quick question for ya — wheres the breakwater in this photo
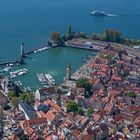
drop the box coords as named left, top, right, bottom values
left=25, top=45, right=49, bottom=55
left=0, top=43, right=58, bottom=66
left=0, top=60, right=19, bottom=66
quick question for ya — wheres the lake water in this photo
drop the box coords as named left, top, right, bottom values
left=0, top=0, right=140, bottom=89
left=11, top=47, right=93, bottom=90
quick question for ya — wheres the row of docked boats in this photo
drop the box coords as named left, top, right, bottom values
left=14, top=80, right=32, bottom=92
left=34, top=46, right=49, bottom=53
left=45, top=74, right=55, bottom=85
left=15, top=80, right=22, bottom=86
left=10, top=68, right=28, bottom=79
left=23, top=86, right=32, bottom=92
left=37, top=73, right=55, bottom=87
left=0, top=65, right=13, bottom=73
left=3, top=66, right=12, bottom=72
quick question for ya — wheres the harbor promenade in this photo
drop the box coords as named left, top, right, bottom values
left=65, top=38, right=107, bottom=51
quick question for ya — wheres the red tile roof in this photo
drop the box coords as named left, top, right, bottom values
left=133, top=115, right=140, bottom=127
left=72, top=130, right=81, bottom=138
left=23, top=118, right=47, bottom=127
left=44, top=99, right=61, bottom=112
left=92, top=113, right=101, bottom=122
left=46, top=110, right=56, bottom=122
left=37, top=111, right=46, bottom=118
left=34, top=101, right=41, bottom=108
left=136, top=130, right=140, bottom=138
left=103, top=101, right=113, bottom=113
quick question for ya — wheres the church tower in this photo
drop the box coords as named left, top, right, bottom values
left=66, top=64, right=71, bottom=80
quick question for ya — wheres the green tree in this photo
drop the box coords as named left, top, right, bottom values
left=126, top=91, right=136, bottom=98
left=91, top=33, right=99, bottom=40
left=76, top=78, right=91, bottom=93
left=67, top=100, right=78, bottom=113
left=102, top=29, right=122, bottom=43
left=51, top=32, right=60, bottom=41
left=87, top=107, right=94, bottom=116
left=60, top=35, right=67, bottom=42
left=76, top=107, right=84, bottom=116
left=8, top=91, right=16, bottom=100
left=11, top=97, right=19, bottom=108
left=65, top=26, right=74, bottom=40
left=100, top=54, right=113, bottom=60
left=68, top=26, right=72, bottom=34
left=79, top=32, right=86, bottom=38
left=124, top=38, right=131, bottom=46
left=131, top=39, right=140, bottom=45
left=19, top=93, right=34, bottom=104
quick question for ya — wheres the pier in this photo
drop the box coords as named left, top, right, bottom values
left=0, top=43, right=58, bottom=66
left=25, top=43, right=58, bottom=55
left=25, top=44, right=48, bottom=55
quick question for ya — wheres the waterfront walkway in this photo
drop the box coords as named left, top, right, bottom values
left=65, top=38, right=107, bottom=51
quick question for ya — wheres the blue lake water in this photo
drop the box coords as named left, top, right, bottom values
left=0, top=0, right=140, bottom=89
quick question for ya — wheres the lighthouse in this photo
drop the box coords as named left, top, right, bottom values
left=20, top=42, right=25, bottom=58
left=19, top=42, right=25, bottom=64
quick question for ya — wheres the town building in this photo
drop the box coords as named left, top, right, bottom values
left=19, top=102, right=37, bottom=120
left=35, top=87, right=56, bottom=102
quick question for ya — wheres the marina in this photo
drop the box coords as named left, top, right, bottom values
left=12, top=47, right=93, bottom=89
left=0, top=47, right=96, bottom=90
left=14, top=80, right=32, bottom=92
left=10, top=68, right=28, bottom=79
left=37, top=73, right=54, bottom=88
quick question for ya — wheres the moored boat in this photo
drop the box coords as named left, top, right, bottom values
left=45, top=74, right=55, bottom=85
